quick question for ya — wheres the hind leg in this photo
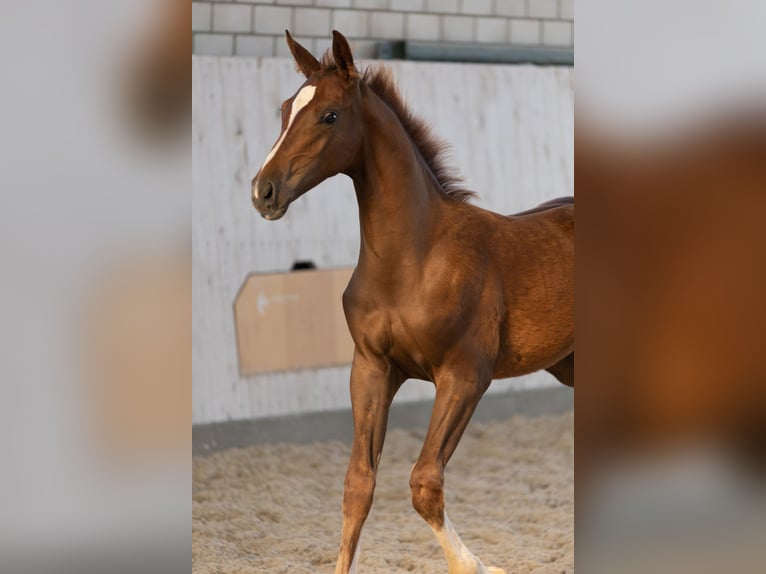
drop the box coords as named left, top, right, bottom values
left=546, top=352, right=574, bottom=387
left=409, top=370, right=505, bottom=574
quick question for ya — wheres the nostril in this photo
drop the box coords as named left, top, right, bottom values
left=264, top=183, right=274, bottom=201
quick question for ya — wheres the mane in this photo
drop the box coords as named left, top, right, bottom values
left=319, top=53, right=476, bottom=203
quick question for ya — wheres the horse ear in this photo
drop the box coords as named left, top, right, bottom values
left=285, top=30, right=320, bottom=78
left=332, top=30, right=357, bottom=80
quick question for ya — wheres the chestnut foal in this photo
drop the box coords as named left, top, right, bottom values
left=251, top=31, right=574, bottom=574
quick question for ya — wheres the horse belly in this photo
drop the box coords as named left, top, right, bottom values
left=493, top=283, right=574, bottom=377
left=494, top=219, right=574, bottom=377
left=389, top=279, right=572, bottom=380
left=493, top=326, right=573, bottom=379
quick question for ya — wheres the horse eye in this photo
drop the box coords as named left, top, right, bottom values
left=322, top=111, right=337, bottom=124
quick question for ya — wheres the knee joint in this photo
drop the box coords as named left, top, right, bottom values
left=409, top=465, right=444, bottom=525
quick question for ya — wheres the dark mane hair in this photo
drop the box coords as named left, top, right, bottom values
left=319, top=53, right=476, bottom=202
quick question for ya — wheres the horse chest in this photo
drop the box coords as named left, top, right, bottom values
left=345, top=283, right=470, bottom=379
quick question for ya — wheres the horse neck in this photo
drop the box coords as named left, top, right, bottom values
left=348, top=86, right=448, bottom=265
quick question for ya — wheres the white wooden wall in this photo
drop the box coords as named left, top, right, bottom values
left=193, top=56, right=573, bottom=424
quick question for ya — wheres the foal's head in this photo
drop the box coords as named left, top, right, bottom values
left=252, top=31, right=363, bottom=220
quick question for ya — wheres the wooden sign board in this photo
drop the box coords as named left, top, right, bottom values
left=234, top=268, right=355, bottom=375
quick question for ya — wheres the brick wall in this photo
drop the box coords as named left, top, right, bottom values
left=193, top=0, right=574, bottom=58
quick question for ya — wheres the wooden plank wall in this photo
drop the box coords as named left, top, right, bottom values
left=193, top=56, right=573, bottom=424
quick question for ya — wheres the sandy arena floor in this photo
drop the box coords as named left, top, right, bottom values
left=193, top=411, right=573, bottom=574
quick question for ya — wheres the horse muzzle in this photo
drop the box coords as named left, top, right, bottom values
left=252, top=176, right=289, bottom=220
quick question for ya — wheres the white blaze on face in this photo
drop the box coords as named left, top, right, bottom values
left=254, top=84, right=317, bottom=199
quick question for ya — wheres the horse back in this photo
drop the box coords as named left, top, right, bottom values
left=510, top=196, right=574, bottom=217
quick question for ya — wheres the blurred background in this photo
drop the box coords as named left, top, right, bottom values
left=0, top=0, right=189, bottom=572
left=576, top=1, right=766, bottom=573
